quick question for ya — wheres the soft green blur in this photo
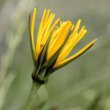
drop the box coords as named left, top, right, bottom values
left=0, top=0, right=110, bottom=110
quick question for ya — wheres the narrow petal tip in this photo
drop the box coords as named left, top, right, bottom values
left=34, top=8, right=36, bottom=11
left=91, top=38, right=98, bottom=44
left=78, top=19, right=81, bottom=23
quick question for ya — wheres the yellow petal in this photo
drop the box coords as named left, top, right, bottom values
left=66, top=19, right=81, bottom=44
left=36, top=9, right=57, bottom=58
left=70, top=24, right=74, bottom=32
left=36, top=9, right=47, bottom=59
left=55, top=26, right=86, bottom=64
left=72, top=19, right=81, bottom=35
left=48, top=22, right=67, bottom=52
left=42, top=9, right=50, bottom=27
left=55, top=33, right=78, bottom=64
left=45, top=18, right=60, bottom=45
left=41, top=13, right=55, bottom=46
left=47, top=21, right=72, bottom=60
left=60, top=21, right=62, bottom=26
left=54, top=39, right=97, bottom=67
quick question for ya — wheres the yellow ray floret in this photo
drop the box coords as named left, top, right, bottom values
left=36, top=9, right=47, bottom=59
left=47, top=21, right=72, bottom=60
left=55, top=20, right=87, bottom=64
left=41, top=13, right=55, bottom=46
left=42, top=9, right=50, bottom=27
left=36, top=9, right=57, bottom=59
left=42, top=18, right=60, bottom=47
left=54, top=39, right=97, bottom=67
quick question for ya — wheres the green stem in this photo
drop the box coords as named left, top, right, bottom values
left=24, top=81, right=41, bottom=110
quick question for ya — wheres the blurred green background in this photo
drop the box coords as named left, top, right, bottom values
left=0, top=0, right=110, bottom=110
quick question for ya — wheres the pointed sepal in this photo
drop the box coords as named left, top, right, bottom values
left=28, top=14, right=36, bottom=63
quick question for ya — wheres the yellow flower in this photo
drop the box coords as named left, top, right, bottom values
left=29, top=8, right=97, bottom=84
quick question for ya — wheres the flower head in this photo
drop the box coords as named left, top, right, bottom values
left=29, top=8, right=97, bottom=84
